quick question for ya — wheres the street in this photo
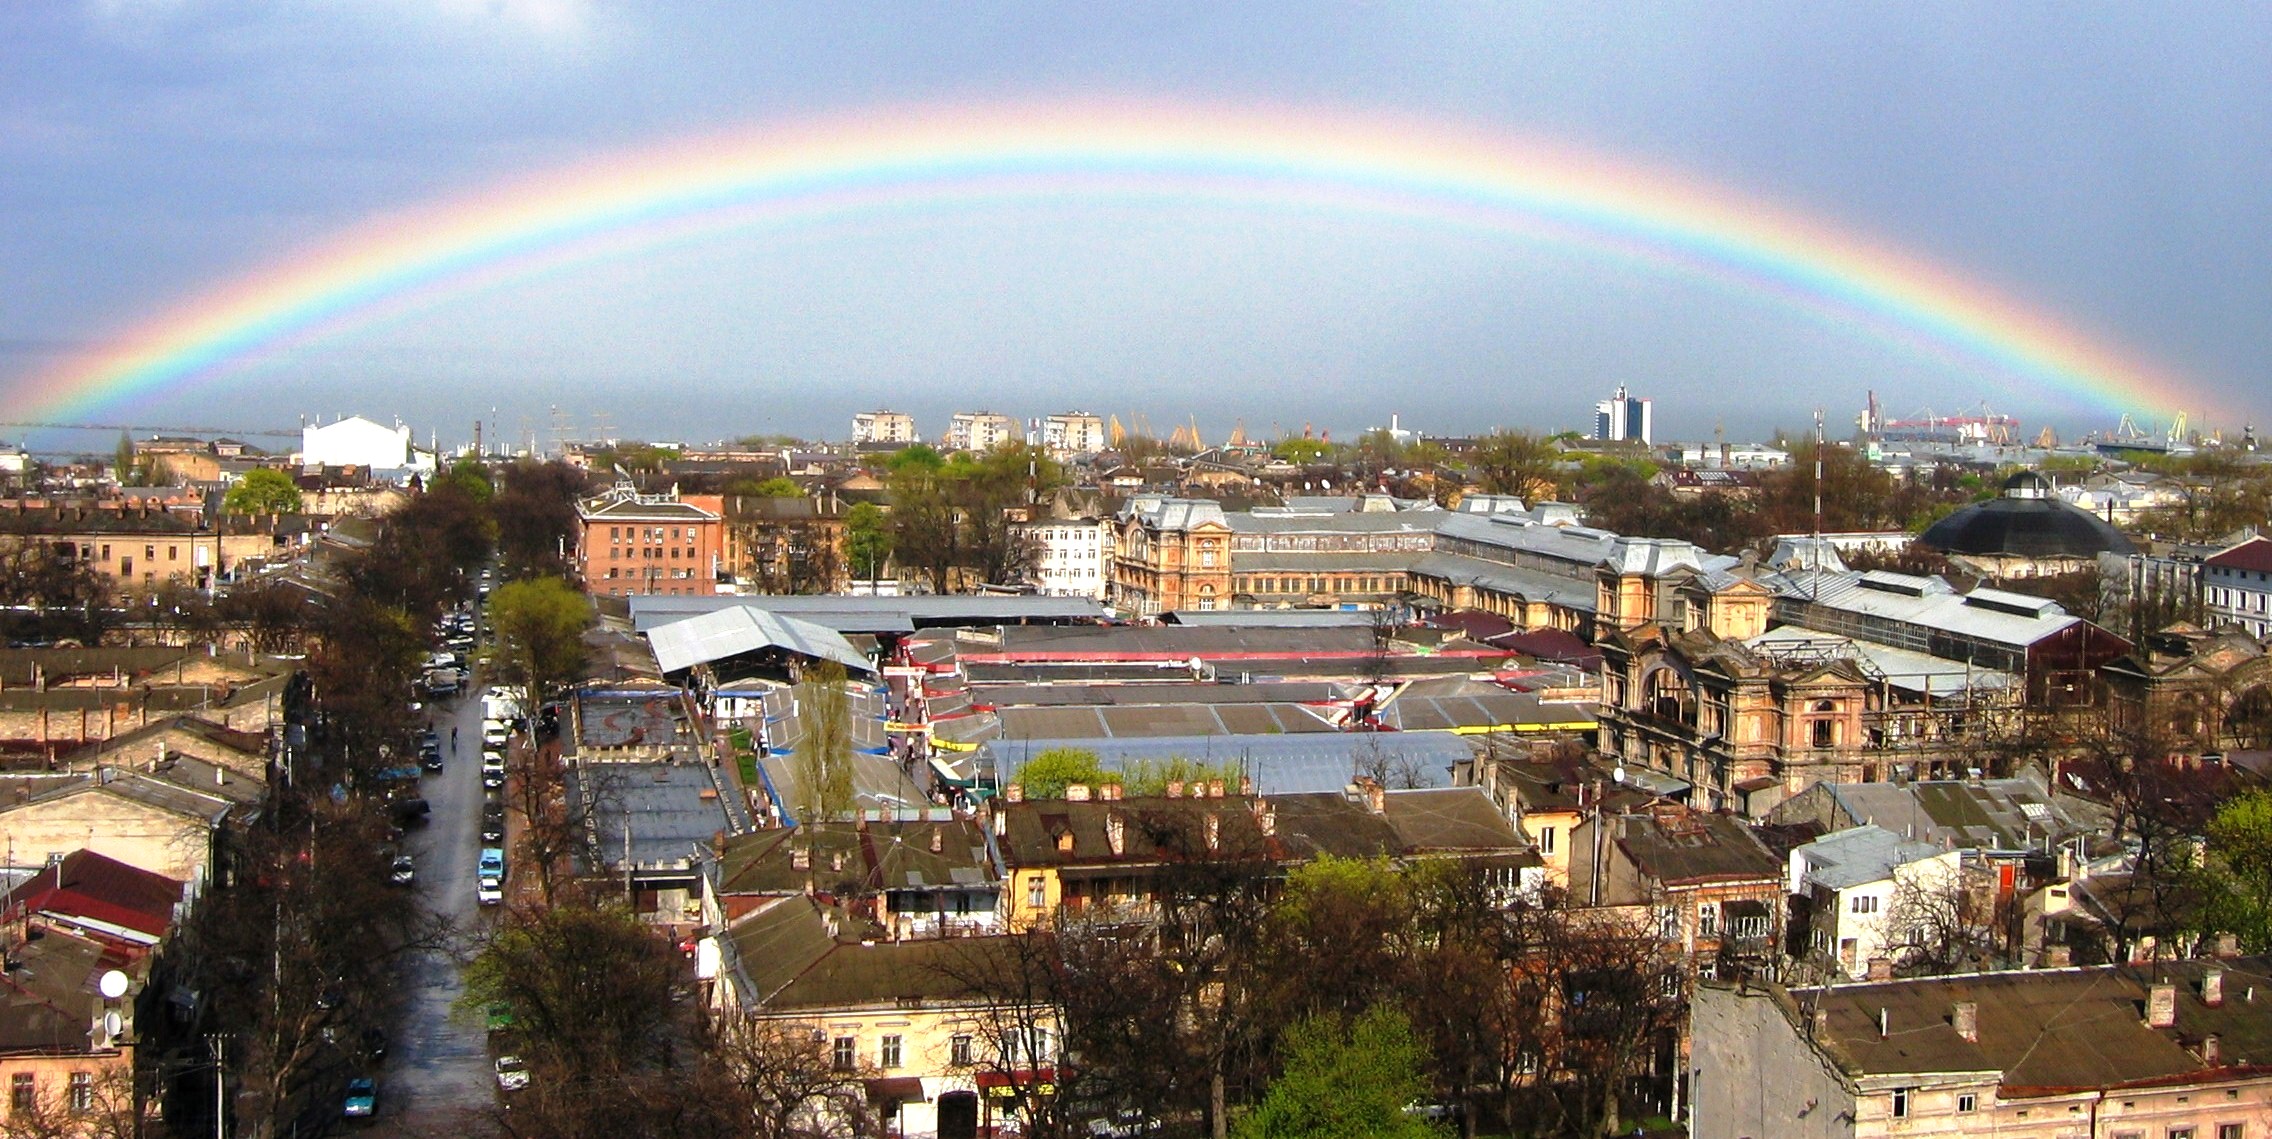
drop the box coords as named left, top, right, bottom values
left=368, top=679, right=497, bottom=1132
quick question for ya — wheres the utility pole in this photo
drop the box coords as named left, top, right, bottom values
left=208, top=1035, right=224, bottom=1139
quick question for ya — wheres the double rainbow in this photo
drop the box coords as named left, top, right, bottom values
left=15, top=101, right=2208, bottom=422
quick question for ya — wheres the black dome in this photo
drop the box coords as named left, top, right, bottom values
left=1920, top=478, right=2137, bottom=559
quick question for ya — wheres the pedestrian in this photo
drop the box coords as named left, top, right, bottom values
left=451, top=725, right=459, bottom=753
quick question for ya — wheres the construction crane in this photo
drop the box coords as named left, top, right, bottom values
left=1877, top=401, right=2018, bottom=445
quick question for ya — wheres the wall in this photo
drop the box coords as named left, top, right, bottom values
left=1689, top=982, right=1855, bottom=1139
left=0, top=790, right=210, bottom=882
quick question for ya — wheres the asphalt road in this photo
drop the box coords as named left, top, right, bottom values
left=368, top=679, right=497, bottom=1132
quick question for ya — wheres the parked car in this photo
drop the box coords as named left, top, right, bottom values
left=362, top=1026, right=387, bottom=1062
left=494, top=1055, right=528, bottom=1092
left=343, top=1077, right=376, bottom=1118
left=485, top=1002, right=515, bottom=1034
left=481, top=720, right=509, bottom=749
left=389, top=855, right=415, bottom=887
left=481, top=816, right=505, bottom=844
left=476, top=878, right=503, bottom=906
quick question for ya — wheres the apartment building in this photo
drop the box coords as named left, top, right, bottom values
left=2204, top=537, right=2272, bottom=639
left=575, top=482, right=725, bottom=597
left=851, top=409, right=919, bottom=446
left=1040, top=412, right=1106, bottom=455
left=1018, top=517, right=1112, bottom=600
left=947, top=411, right=1019, bottom=454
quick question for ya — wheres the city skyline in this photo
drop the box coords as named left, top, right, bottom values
left=7, top=5, right=2272, bottom=444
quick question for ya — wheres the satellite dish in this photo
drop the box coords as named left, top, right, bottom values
left=1612, top=766, right=1627, bottom=785
left=97, top=970, right=129, bottom=1000
left=102, top=1011, right=122, bottom=1039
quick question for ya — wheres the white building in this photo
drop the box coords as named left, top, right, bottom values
left=1593, top=384, right=1654, bottom=446
left=2204, top=536, right=2272, bottom=639
left=1788, top=824, right=1963, bottom=979
left=1041, top=412, right=1106, bottom=455
left=298, top=415, right=434, bottom=477
left=1019, top=517, right=1112, bottom=600
left=947, top=412, right=1019, bottom=454
left=851, top=410, right=918, bottom=445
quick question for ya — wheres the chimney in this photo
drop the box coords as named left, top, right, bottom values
left=791, top=846, right=811, bottom=870
left=1359, top=777, right=1385, bottom=816
left=2204, top=967, right=2226, bottom=1009
left=1952, top=1001, right=1978, bottom=1043
left=1867, top=958, right=1894, bottom=981
left=1207, top=779, right=1225, bottom=799
left=1238, top=775, right=1253, bottom=796
left=830, top=851, right=844, bottom=873
left=1098, top=783, right=1121, bottom=801
left=1004, top=783, right=1024, bottom=803
left=2041, top=944, right=2072, bottom=968
left=1105, top=812, right=1125, bottom=857
left=1810, top=1004, right=1829, bottom=1039
left=2205, top=1033, right=2223, bottom=1067
left=1205, top=813, right=1220, bottom=853
left=992, top=809, right=1006, bottom=837
left=929, top=827, right=943, bottom=854
left=1166, top=780, right=1184, bottom=798
left=1065, top=783, right=1091, bottom=802
left=2215, top=931, right=2240, bottom=958
left=2147, top=982, right=2178, bottom=1029
left=1257, top=800, right=1276, bottom=837
left=1878, top=1007, right=1890, bottom=1039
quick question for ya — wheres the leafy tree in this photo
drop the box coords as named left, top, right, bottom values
left=463, top=903, right=684, bottom=1079
left=887, top=461, right=958, bottom=593
left=792, top=661, right=855, bottom=823
left=486, top=576, right=593, bottom=707
left=435, top=455, right=495, bottom=503
left=2201, top=789, right=2272, bottom=951
left=845, top=501, right=892, bottom=581
left=1271, top=437, right=1333, bottom=465
left=0, top=528, right=111, bottom=643
left=1468, top=430, right=1561, bottom=501
left=221, top=467, right=304, bottom=514
left=1119, top=755, right=1244, bottom=797
left=1012, top=747, right=1117, bottom=799
left=884, top=443, right=945, bottom=475
left=747, top=476, right=805, bottom=497
left=1235, top=1005, right=1444, bottom=1139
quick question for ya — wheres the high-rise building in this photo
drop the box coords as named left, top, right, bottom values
left=851, top=410, right=918, bottom=445
left=948, top=411, right=1020, bottom=453
left=1593, top=385, right=1654, bottom=445
left=1041, top=412, right=1107, bottom=455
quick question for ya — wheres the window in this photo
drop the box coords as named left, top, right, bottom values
left=1851, top=894, right=1880, bottom=915
left=168, top=545, right=178, bottom=560
left=1027, top=877, right=1046, bottom=910
left=832, top=1036, right=856, bottom=1071
left=120, top=556, right=132, bottom=577
left=881, top=1035, right=903, bottom=1069
left=100, top=544, right=110, bottom=561
left=68, top=1072, right=90, bottom=1114
left=2218, top=1125, right=2244, bottom=1139
left=1537, top=826, right=1556, bottom=856
left=2169, top=1129, right=2194, bottom=1139
left=145, top=544, right=155, bottom=561
left=951, top=1034, right=973, bottom=1066
left=1697, top=903, right=1718, bottom=938
left=1957, top=1092, right=1977, bottom=1113
left=11, top=1074, right=32, bottom=1115
left=1891, top=1087, right=1911, bottom=1118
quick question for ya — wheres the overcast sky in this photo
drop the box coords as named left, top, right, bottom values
left=5, top=2, right=2269, bottom=450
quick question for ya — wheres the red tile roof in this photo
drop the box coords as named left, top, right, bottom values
left=2207, top=537, right=2272, bottom=575
left=1, top=850, right=183, bottom=945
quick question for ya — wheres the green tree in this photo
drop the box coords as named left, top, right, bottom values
left=1012, top=747, right=1117, bottom=799
left=1468, top=430, right=1561, bottom=501
left=485, top=576, right=593, bottom=707
left=434, top=456, right=494, bottom=503
left=739, top=476, right=804, bottom=497
left=221, top=467, right=305, bottom=514
left=792, top=661, right=856, bottom=823
left=1235, top=1005, right=1444, bottom=1139
left=845, top=501, right=892, bottom=581
left=2202, top=789, right=2272, bottom=951
left=1271, top=437, right=1333, bottom=464
left=492, top=459, right=588, bottom=580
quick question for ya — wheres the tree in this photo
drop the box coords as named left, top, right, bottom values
left=2200, top=789, right=2272, bottom=951
left=221, top=467, right=304, bottom=514
left=887, top=464, right=959, bottom=593
left=1468, top=430, right=1561, bottom=501
left=745, top=476, right=805, bottom=497
left=704, top=1015, right=877, bottom=1138
left=792, top=661, right=856, bottom=823
left=1011, top=747, right=1116, bottom=799
left=462, top=903, right=685, bottom=1079
left=485, top=576, right=592, bottom=708
left=1272, top=438, right=1333, bottom=465
left=845, top=501, right=892, bottom=582
left=435, top=455, right=495, bottom=503
left=1235, top=1006, right=1444, bottom=1139
left=1879, top=856, right=2000, bottom=975
left=493, top=459, right=589, bottom=580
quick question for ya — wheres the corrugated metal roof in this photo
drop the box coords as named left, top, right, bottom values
left=981, top=732, right=1473, bottom=795
left=1748, top=626, right=2017, bottom=698
left=648, top=605, right=874, bottom=676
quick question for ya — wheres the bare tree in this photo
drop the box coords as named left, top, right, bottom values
left=1880, top=857, right=2000, bottom=975
left=706, top=1015, right=879, bottom=1138
left=0, top=1066, right=139, bottom=1139
left=792, top=663, right=855, bottom=823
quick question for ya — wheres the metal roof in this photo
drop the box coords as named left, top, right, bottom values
left=1789, top=823, right=1944, bottom=891
left=1748, top=626, right=2017, bottom=698
left=979, top=732, right=1472, bottom=795
left=647, top=605, right=874, bottom=676
left=629, top=593, right=1105, bottom=634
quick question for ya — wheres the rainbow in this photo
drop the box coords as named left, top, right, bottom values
left=16, top=101, right=2211, bottom=422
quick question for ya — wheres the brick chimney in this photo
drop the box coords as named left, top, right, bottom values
left=2147, top=982, right=2178, bottom=1029
left=1207, top=779, right=1226, bottom=799
left=1357, top=776, right=1386, bottom=816
left=2205, top=1033, right=2223, bottom=1067
left=2041, top=944, right=2072, bottom=968
left=1866, top=958, right=1894, bottom=981
left=1166, top=780, right=1184, bottom=798
left=1098, top=783, right=1122, bottom=801
left=1065, top=783, right=1091, bottom=802
left=2204, top=967, right=2225, bottom=1009
left=2214, top=931, right=2240, bottom=958
left=1952, top=1001, right=1978, bottom=1043
left=791, top=846, right=810, bottom=870
left=1238, top=775, right=1254, bottom=796
left=1005, top=782, right=1024, bottom=803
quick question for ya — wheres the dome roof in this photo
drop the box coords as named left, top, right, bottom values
left=1920, top=478, right=2136, bottom=560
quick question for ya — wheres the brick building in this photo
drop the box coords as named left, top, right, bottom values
left=575, top=482, right=725, bottom=597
